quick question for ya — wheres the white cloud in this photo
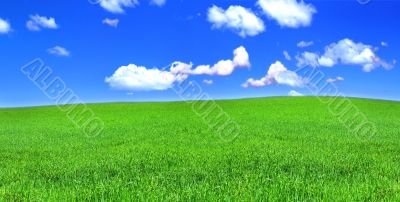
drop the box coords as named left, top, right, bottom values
left=242, top=61, right=304, bottom=88
left=26, top=15, right=58, bottom=31
left=381, top=41, right=388, bottom=47
left=169, top=61, right=192, bottom=82
left=208, top=5, right=265, bottom=37
left=203, top=79, right=213, bottom=85
left=326, top=76, right=344, bottom=83
left=296, top=51, right=320, bottom=67
left=150, top=0, right=166, bottom=6
left=257, top=0, right=316, bottom=28
left=288, top=90, right=303, bottom=96
left=296, top=38, right=394, bottom=72
left=206, top=60, right=236, bottom=76
left=105, top=64, right=177, bottom=91
left=0, top=18, right=11, bottom=34
left=297, top=40, right=314, bottom=48
left=283, top=51, right=291, bottom=61
left=170, top=61, right=193, bottom=75
left=322, top=39, right=376, bottom=70
left=100, top=0, right=138, bottom=14
left=106, top=46, right=250, bottom=91
left=102, top=18, right=119, bottom=27
left=233, top=46, right=251, bottom=67
left=47, top=46, right=70, bottom=57
left=191, top=46, right=251, bottom=76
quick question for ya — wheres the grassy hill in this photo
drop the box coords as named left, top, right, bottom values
left=1, top=97, right=400, bottom=200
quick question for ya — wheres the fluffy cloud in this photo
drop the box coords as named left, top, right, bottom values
left=296, top=51, right=320, bottom=67
left=26, top=15, right=58, bottom=31
left=288, top=90, right=303, bottom=96
left=233, top=46, right=251, bottom=67
left=169, top=61, right=193, bottom=75
left=150, top=0, right=166, bottom=6
left=106, top=46, right=250, bottom=91
left=47, top=46, right=70, bottom=57
left=100, top=0, right=138, bottom=13
left=296, top=38, right=394, bottom=72
left=203, top=79, right=213, bottom=85
left=105, top=64, right=177, bottom=91
left=102, top=18, right=119, bottom=27
left=192, top=60, right=235, bottom=76
left=297, top=40, right=314, bottom=48
left=257, top=0, right=316, bottom=28
left=321, top=39, right=376, bottom=70
left=208, top=5, right=265, bottom=37
left=283, top=51, right=291, bottom=61
left=326, top=76, right=344, bottom=83
left=0, top=18, right=11, bottom=34
left=191, top=46, right=250, bottom=76
left=169, top=61, right=192, bottom=82
left=381, top=41, right=388, bottom=47
left=242, top=61, right=304, bottom=88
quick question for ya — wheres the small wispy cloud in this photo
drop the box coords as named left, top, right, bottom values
left=47, top=46, right=70, bottom=57
left=326, top=76, right=344, bottom=83
left=297, top=40, right=314, bottom=48
left=283, top=51, right=291, bottom=61
left=203, top=79, right=213, bottom=85
left=0, top=18, right=11, bottom=34
left=26, top=14, right=58, bottom=31
left=288, top=90, right=304, bottom=96
left=150, top=0, right=166, bottom=7
left=102, top=18, right=119, bottom=27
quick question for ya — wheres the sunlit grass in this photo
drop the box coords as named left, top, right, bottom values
left=1, top=97, right=400, bottom=200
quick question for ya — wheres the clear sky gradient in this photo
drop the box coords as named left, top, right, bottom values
left=0, top=0, right=399, bottom=107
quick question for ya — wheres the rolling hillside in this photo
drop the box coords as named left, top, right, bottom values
left=1, top=97, right=400, bottom=200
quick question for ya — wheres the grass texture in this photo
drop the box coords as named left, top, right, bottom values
left=1, top=97, right=400, bottom=200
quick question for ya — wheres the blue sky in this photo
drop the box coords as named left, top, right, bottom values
left=0, top=0, right=399, bottom=107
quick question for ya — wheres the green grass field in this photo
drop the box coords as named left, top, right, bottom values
left=1, top=97, right=400, bottom=200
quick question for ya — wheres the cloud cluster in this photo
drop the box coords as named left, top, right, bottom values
left=100, top=0, right=139, bottom=13
left=47, top=46, right=70, bottom=57
left=296, top=38, right=394, bottom=72
left=242, top=61, right=304, bottom=88
left=26, top=15, right=58, bottom=31
left=102, top=18, right=119, bottom=27
left=208, top=5, right=265, bottom=37
left=257, top=0, right=316, bottom=28
left=106, top=46, right=250, bottom=91
left=0, top=18, right=11, bottom=34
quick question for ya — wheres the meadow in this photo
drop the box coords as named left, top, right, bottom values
left=0, top=97, right=400, bottom=200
